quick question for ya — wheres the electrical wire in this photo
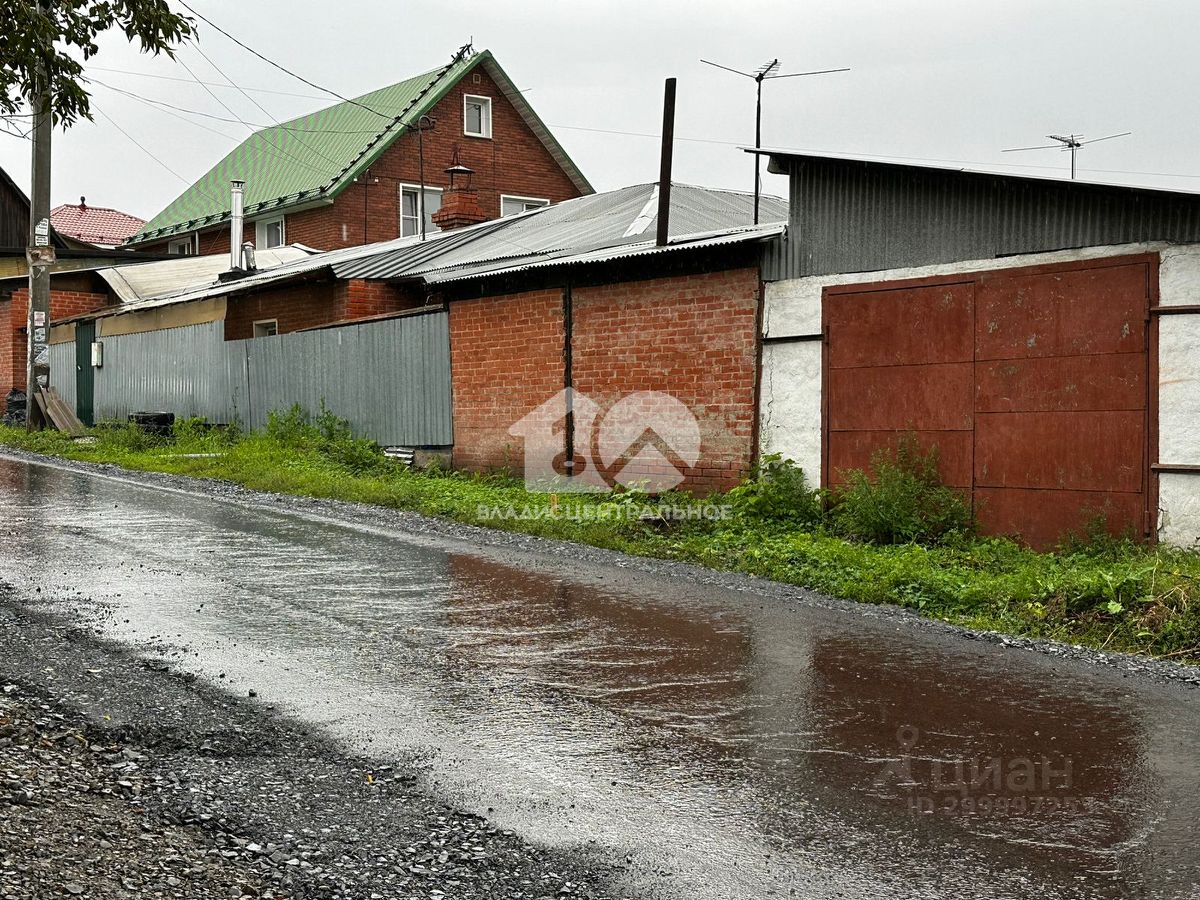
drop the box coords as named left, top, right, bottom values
left=86, top=79, right=382, bottom=134
left=91, top=102, right=225, bottom=207
left=187, top=43, right=352, bottom=169
left=85, top=64, right=329, bottom=101
left=174, top=0, right=393, bottom=120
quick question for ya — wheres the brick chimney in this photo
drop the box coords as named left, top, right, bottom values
left=430, top=160, right=489, bottom=231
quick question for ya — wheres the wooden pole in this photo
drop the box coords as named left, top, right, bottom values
left=26, top=0, right=54, bottom=430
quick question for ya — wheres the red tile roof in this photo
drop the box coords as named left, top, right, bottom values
left=50, top=202, right=145, bottom=246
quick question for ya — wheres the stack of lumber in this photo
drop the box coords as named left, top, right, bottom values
left=31, top=386, right=85, bottom=436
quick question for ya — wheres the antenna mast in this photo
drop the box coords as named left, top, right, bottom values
left=1002, top=131, right=1132, bottom=180
left=701, top=57, right=849, bottom=223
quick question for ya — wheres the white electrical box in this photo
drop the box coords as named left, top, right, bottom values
left=91, top=341, right=103, bottom=368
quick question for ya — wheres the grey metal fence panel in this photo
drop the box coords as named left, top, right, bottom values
left=49, top=342, right=76, bottom=412
left=239, top=311, right=452, bottom=446
left=92, top=321, right=240, bottom=424
left=76, top=312, right=451, bottom=445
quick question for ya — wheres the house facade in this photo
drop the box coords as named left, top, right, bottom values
left=124, top=47, right=592, bottom=257
left=52, top=184, right=784, bottom=493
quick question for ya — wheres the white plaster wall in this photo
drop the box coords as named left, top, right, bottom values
left=1156, top=244, right=1200, bottom=546
left=1159, top=474, right=1200, bottom=549
left=759, top=341, right=821, bottom=484
left=1158, top=315, right=1200, bottom=464
left=759, top=241, right=1200, bottom=546
left=1160, top=245, right=1200, bottom=306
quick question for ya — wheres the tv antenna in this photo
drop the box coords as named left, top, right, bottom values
left=701, top=57, right=849, bottom=224
left=1002, top=131, right=1131, bottom=180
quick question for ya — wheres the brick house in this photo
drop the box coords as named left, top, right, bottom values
left=124, top=46, right=592, bottom=256
left=55, top=184, right=785, bottom=493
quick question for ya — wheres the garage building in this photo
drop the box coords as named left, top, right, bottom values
left=755, top=151, right=1200, bottom=548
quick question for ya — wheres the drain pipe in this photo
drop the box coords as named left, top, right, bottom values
left=230, top=180, right=245, bottom=270
left=655, top=78, right=676, bottom=247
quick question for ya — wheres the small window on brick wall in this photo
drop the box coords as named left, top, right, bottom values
left=168, top=236, right=194, bottom=255
left=253, top=319, right=278, bottom=338
left=463, top=95, right=492, bottom=138
left=400, top=185, right=442, bottom=237
left=500, top=196, right=550, bottom=217
left=256, top=216, right=285, bottom=249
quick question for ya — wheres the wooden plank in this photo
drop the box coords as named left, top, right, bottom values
left=38, top=387, right=86, bottom=436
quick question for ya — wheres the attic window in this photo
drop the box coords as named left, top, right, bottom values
left=168, top=236, right=195, bottom=255
left=463, top=95, right=492, bottom=139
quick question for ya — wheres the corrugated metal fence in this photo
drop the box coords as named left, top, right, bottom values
left=49, top=342, right=76, bottom=413
left=56, top=312, right=453, bottom=447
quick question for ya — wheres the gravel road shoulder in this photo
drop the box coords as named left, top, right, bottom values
left=0, top=585, right=614, bottom=900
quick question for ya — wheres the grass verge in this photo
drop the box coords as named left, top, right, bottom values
left=2, top=414, right=1198, bottom=666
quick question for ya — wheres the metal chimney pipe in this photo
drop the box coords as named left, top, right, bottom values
left=230, top=180, right=245, bottom=269
left=656, top=78, right=676, bottom=247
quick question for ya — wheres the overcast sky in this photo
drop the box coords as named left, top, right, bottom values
left=1, top=0, right=1196, bottom=220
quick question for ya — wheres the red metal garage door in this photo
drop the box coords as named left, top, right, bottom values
left=824, top=256, right=1154, bottom=549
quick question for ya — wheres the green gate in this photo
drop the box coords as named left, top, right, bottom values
left=74, top=321, right=95, bottom=426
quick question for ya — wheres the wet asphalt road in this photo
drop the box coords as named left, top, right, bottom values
left=1, top=455, right=1199, bottom=900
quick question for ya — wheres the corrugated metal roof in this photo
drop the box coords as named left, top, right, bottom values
left=128, top=50, right=592, bottom=243
left=753, top=148, right=1200, bottom=280
left=335, top=182, right=787, bottom=279
left=76, top=183, right=785, bottom=320
left=96, top=245, right=315, bottom=305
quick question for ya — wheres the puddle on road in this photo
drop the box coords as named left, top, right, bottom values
left=2, top=457, right=1198, bottom=899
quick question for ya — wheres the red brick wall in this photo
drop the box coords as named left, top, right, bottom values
left=135, top=66, right=586, bottom=255
left=449, top=289, right=564, bottom=472
left=223, top=278, right=420, bottom=341
left=1, top=287, right=108, bottom=395
left=572, top=269, right=761, bottom=493
left=447, top=268, right=761, bottom=492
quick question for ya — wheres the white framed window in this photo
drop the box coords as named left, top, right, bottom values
left=252, top=319, right=278, bottom=338
left=463, top=94, right=492, bottom=138
left=168, top=236, right=195, bottom=255
left=500, top=195, right=550, bottom=217
left=256, top=215, right=285, bottom=249
left=399, top=184, right=442, bottom=237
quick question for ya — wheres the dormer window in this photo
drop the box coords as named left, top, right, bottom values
left=463, top=95, right=492, bottom=138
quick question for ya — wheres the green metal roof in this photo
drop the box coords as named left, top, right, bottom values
left=129, top=50, right=591, bottom=243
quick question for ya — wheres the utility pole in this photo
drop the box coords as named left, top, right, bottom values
left=26, top=0, right=54, bottom=431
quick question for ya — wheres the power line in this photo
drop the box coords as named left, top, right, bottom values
left=91, top=102, right=224, bottom=207
left=186, top=43, right=351, bottom=170
left=86, top=78, right=381, bottom=134
left=173, top=53, right=337, bottom=180
left=548, top=122, right=1200, bottom=182
left=87, top=77, right=243, bottom=140
left=85, top=64, right=329, bottom=100
left=174, top=0, right=392, bottom=120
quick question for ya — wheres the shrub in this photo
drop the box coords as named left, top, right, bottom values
left=265, top=402, right=389, bottom=476
left=830, top=434, right=973, bottom=545
left=726, top=454, right=823, bottom=525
